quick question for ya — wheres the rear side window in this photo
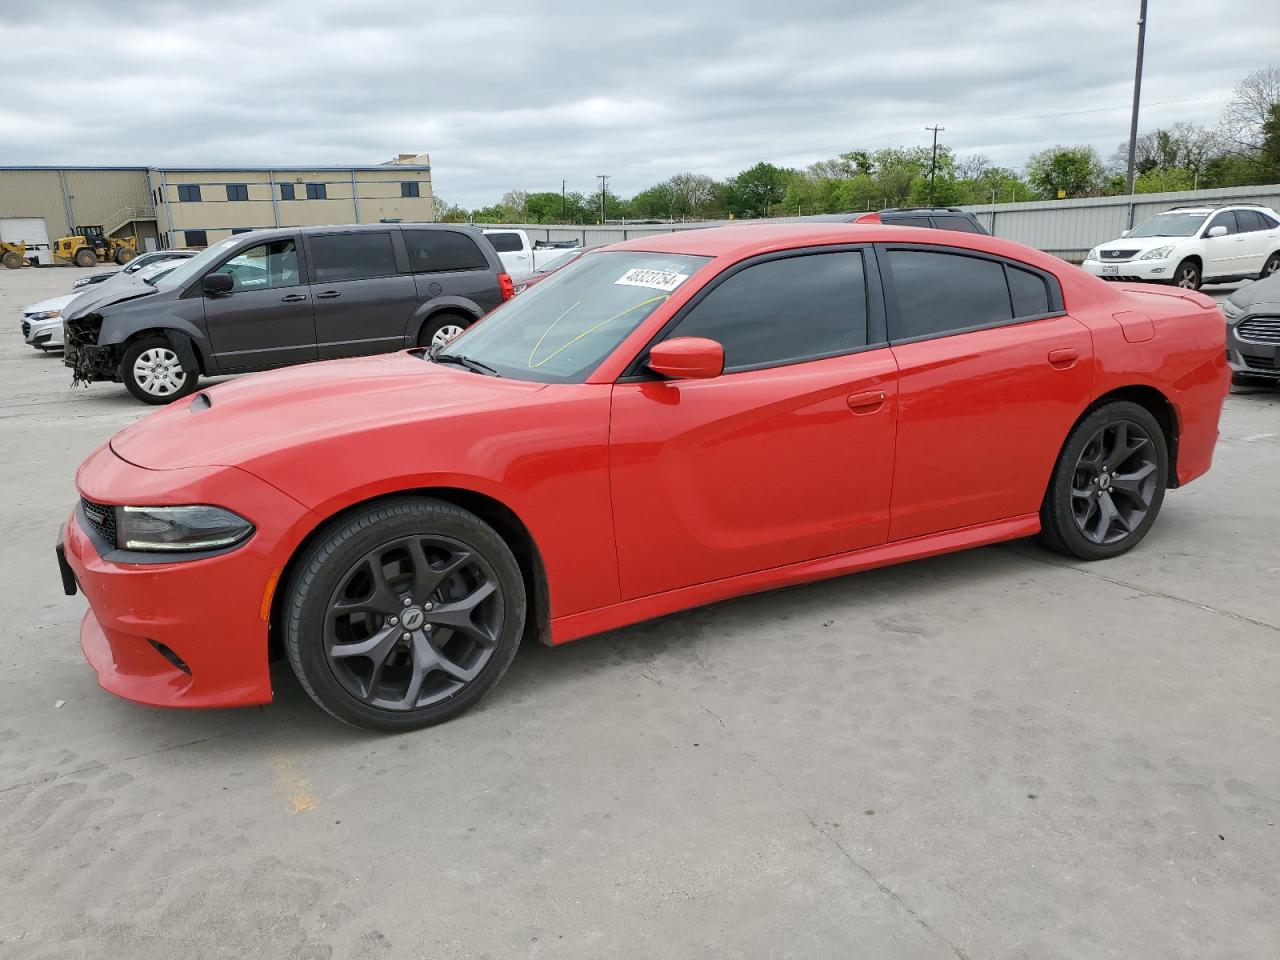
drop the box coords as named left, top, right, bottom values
left=486, top=232, right=523, bottom=253
left=932, top=215, right=983, bottom=234
left=1007, top=265, right=1051, bottom=317
left=1234, top=210, right=1267, bottom=232
left=1260, top=211, right=1280, bottom=229
left=888, top=250, right=1011, bottom=341
left=888, top=215, right=932, bottom=228
left=1205, top=211, right=1238, bottom=236
left=309, top=232, right=397, bottom=282
left=403, top=230, right=488, bottom=272
left=671, top=252, right=868, bottom=371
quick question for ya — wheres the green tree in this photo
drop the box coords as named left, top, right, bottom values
left=1261, top=103, right=1280, bottom=178
left=1133, top=167, right=1196, bottom=193
left=725, top=162, right=794, bottom=218
left=1025, top=145, right=1105, bottom=199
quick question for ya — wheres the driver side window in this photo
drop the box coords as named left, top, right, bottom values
left=1204, top=211, right=1238, bottom=237
left=214, top=239, right=300, bottom=290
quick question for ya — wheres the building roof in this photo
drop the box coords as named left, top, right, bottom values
left=0, top=163, right=429, bottom=173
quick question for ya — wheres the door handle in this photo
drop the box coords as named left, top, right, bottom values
left=847, top=390, right=887, bottom=413
left=1048, top=348, right=1079, bottom=368
left=315, top=291, right=341, bottom=299
left=280, top=293, right=307, bottom=302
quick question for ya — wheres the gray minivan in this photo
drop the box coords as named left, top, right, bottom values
left=63, top=224, right=510, bottom=404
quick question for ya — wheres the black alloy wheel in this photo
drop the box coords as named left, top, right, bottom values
left=1038, top=400, right=1168, bottom=560
left=284, top=497, right=526, bottom=731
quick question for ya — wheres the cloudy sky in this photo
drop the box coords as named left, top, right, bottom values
left=1, top=0, right=1274, bottom=207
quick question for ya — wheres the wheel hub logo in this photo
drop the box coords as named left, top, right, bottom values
left=401, top=608, right=426, bottom=630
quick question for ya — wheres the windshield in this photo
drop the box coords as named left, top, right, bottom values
left=1126, top=212, right=1208, bottom=238
left=154, top=238, right=239, bottom=292
left=538, top=249, right=583, bottom=273
left=436, top=250, right=710, bottom=383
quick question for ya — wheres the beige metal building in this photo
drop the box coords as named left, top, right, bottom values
left=0, top=154, right=433, bottom=253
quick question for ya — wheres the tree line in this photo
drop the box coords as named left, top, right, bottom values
left=435, top=65, right=1280, bottom=224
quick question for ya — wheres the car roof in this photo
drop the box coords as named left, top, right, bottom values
left=604, top=223, right=1051, bottom=268
left=223, top=222, right=474, bottom=242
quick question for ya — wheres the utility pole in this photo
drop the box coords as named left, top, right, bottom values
left=1124, top=0, right=1149, bottom=195
left=597, top=174, right=609, bottom=224
left=926, top=125, right=945, bottom=206
left=561, top=179, right=567, bottom=222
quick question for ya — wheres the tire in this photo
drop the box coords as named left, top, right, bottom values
left=120, top=335, right=199, bottom=404
left=114, top=247, right=135, bottom=265
left=1172, top=259, right=1200, bottom=290
left=1, top=251, right=21, bottom=270
left=74, top=248, right=98, bottom=268
left=417, top=312, right=472, bottom=351
left=1037, top=400, right=1168, bottom=561
left=1261, top=252, right=1280, bottom=280
left=283, top=496, right=526, bottom=732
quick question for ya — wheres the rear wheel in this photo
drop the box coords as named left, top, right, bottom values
left=74, top=248, right=98, bottom=268
left=1261, top=252, right=1280, bottom=280
left=120, top=335, right=199, bottom=404
left=283, top=497, right=526, bottom=731
left=1038, top=401, right=1168, bottom=561
left=1172, top=259, right=1200, bottom=290
left=1, top=251, right=20, bottom=270
left=418, top=312, right=471, bottom=350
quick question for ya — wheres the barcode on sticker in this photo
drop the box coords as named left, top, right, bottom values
left=614, top=268, right=688, bottom=292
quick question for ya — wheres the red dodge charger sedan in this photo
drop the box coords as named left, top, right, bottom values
left=57, top=225, right=1229, bottom=730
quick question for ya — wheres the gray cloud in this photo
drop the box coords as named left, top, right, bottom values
left=0, top=0, right=1271, bottom=206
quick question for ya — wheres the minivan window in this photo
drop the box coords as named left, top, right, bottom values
left=486, top=232, right=523, bottom=253
left=153, top=237, right=240, bottom=292
left=310, top=232, right=397, bottom=283
left=403, top=230, right=488, bottom=272
left=889, top=250, right=1012, bottom=341
left=672, top=252, right=868, bottom=371
left=212, top=239, right=300, bottom=290
left=934, top=215, right=982, bottom=234
left=890, top=216, right=932, bottom=228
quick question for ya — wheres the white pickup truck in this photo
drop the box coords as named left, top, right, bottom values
left=483, top=229, right=580, bottom=279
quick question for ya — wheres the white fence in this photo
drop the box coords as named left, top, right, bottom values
left=479, top=182, right=1280, bottom=264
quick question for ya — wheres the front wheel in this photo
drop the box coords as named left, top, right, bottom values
left=74, top=248, right=98, bottom=268
left=1172, top=259, right=1200, bottom=290
left=283, top=497, right=526, bottom=731
left=120, top=335, right=199, bottom=404
left=1037, top=401, right=1168, bottom=561
left=1, top=251, right=21, bottom=270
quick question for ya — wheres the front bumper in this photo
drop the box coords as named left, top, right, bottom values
left=24, top=317, right=64, bottom=348
left=1228, top=319, right=1280, bottom=379
left=1082, top=257, right=1173, bottom=282
left=58, top=443, right=316, bottom=709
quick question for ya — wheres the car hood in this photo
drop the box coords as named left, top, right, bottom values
left=110, top=351, right=548, bottom=471
left=1227, top=272, right=1280, bottom=313
left=64, top=276, right=163, bottom=319
left=1095, top=235, right=1192, bottom=254
left=23, top=292, right=78, bottom=314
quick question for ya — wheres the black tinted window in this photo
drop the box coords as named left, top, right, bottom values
left=279, top=182, right=295, bottom=201
left=889, top=215, right=932, bottom=228
left=306, top=182, right=327, bottom=200
left=933, top=215, right=983, bottom=234
left=184, top=229, right=207, bottom=247
left=225, top=184, right=248, bottom=201
left=1235, top=210, right=1265, bottom=232
left=889, top=250, right=1012, bottom=341
left=1205, top=211, right=1238, bottom=236
left=401, top=181, right=420, bottom=198
left=672, top=252, right=867, bottom=370
left=486, top=232, right=522, bottom=253
left=403, top=230, right=488, bottom=272
left=1007, top=265, right=1050, bottom=317
left=309, top=233, right=397, bottom=282
left=177, top=185, right=201, bottom=202
left=1260, top=211, right=1280, bottom=229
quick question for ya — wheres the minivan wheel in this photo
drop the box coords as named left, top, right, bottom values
left=1172, top=259, right=1201, bottom=290
left=283, top=496, right=526, bottom=732
left=120, top=335, right=199, bottom=404
left=418, top=312, right=471, bottom=350
left=1037, top=400, right=1168, bottom=561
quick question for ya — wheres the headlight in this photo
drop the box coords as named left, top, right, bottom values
left=1086, top=248, right=1099, bottom=262
left=116, top=504, right=254, bottom=552
left=1223, top=300, right=1244, bottom=323
left=1140, top=246, right=1174, bottom=260
left=27, top=310, right=62, bottom=322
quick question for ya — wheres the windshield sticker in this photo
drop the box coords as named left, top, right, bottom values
left=614, top=267, right=689, bottom=292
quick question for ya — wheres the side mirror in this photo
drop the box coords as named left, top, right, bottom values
left=1207, top=225, right=1228, bottom=238
left=203, top=272, right=234, bottom=296
left=1120, top=229, right=1130, bottom=238
left=648, top=336, right=724, bottom=380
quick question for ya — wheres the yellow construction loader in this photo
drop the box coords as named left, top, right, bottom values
left=53, top=226, right=137, bottom=267
left=1, top=240, right=27, bottom=270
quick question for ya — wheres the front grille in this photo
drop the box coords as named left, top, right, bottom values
left=21, top=321, right=30, bottom=338
left=80, top=497, right=117, bottom=548
left=1243, top=354, right=1278, bottom=371
left=1237, top=316, right=1280, bottom=345
left=1101, top=249, right=1139, bottom=261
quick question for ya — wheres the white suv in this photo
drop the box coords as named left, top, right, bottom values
left=1082, top=204, right=1280, bottom=290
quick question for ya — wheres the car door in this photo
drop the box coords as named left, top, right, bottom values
left=1232, top=210, right=1275, bottom=275
left=881, top=244, right=1093, bottom=541
left=306, top=230, right=420, bottom=358
left=202, top=235, right=318, bottom=371
left=1202, top=210, right=1240, bottom=278
left=609, top=248, right=898, bottom=600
